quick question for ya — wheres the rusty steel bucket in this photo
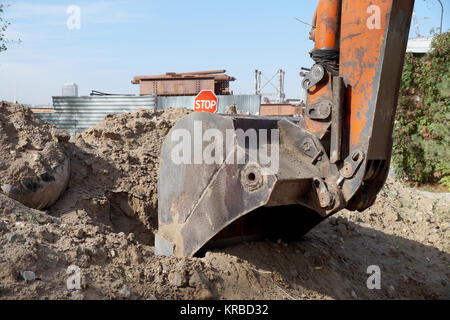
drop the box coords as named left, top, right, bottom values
left=155, top=112, right=342, bottom=257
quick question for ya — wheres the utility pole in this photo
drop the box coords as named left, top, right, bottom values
left=437, top=0, right=444, bottom=34
left=278, top=69, right=285, bottom=103
left=413, top=11, right=422, bottom=37
left=254, top=70, right=262, bottom=95
left=255, top=69, right=286, bottom=103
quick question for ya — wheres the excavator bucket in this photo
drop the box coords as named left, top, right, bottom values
left=156, top=0, right=415, bottom=257
left=156, top=112, right=332, bottom=257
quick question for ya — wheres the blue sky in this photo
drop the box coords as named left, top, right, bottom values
left=0, top=0, right=447, bottom=105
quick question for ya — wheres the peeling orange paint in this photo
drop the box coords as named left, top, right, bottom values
left=340, top=0, right=390, bottom=148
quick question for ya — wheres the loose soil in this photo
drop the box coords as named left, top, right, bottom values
left=0, top=102, right=448, bottom=300
left=0, top=101, right=69, bottom=188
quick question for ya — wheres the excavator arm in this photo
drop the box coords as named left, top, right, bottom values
left=156, top=0, right=415, bottom=257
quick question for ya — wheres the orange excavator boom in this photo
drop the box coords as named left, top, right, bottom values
left=156, top=0, right=415, bottom=257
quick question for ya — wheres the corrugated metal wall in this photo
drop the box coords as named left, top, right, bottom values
left=39, top=95, right=157, bottom=135
left=37, top=94, right=260, bottom=136
left=157, top=95, right=261, bottom=114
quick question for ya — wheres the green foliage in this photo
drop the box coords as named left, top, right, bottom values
left=0, top=4, right=10, bottom=53
left=393, top=32, right=450, bottom=187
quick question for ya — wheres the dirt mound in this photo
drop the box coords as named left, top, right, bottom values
left=50, top=108, right=191, bottom=241
left=0, top=105, right=448, bottom=300
left=0, top=102, right=70, bottom=187
left=0, top=102, right=71, bottom=210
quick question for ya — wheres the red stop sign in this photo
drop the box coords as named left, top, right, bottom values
left=194, top=90, right=218, bottom=114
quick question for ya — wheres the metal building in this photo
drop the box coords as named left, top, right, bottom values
left=132, top=70, right=235, bottom=96
left=406, top=37, right=432, bottom=55
left=39, top=95, right=157, bottom=136
left=61, top=83, right=79, bottom=97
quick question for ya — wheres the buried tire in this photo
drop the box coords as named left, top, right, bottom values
left=1, top=153, right=71, bottom=210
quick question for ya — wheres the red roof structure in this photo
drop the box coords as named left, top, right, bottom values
left=132, top=70, right=235, bottom=96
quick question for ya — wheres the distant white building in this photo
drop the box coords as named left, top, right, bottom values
left=406, top=37, right=432, bottom=54
left=62, top=83, right=79, bottom=97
